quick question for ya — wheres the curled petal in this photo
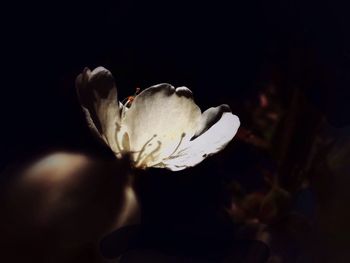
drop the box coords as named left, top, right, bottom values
left=193, top=104, right=232, bottom=139
left=121, top=84, right=201, bottom=167
left=76, top=67, right=121, bottom=153
left=159, top=105, right=240, bottom=171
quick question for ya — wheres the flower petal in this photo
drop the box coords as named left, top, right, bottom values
left=76, top=67, right=121, bottom=153
left=120, top=84, right=201, bottom=167
left=158, top=105, right=240, bottom=171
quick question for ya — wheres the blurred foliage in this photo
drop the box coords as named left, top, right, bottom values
left=222, top=61, right=350, bottom=262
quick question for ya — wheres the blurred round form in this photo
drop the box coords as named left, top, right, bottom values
left=0, top=152, right=139, bottom=263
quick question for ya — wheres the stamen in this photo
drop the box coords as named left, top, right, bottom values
left=151, top=133, right=187, bottom=167
left=134, top=134, right=157, bottom=166
left=163, top=132, right=186, bottom=160
left=163, top=147, right=188, bottom=160
left=121, top=103, right=128, bottom=120
left=121, top=97, right=129, bottom=105
left=138, top=140, right=162, bottom=168
left=121, top=87, right=141, bottom=109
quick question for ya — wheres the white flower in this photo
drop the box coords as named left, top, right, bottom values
left=76, top=66, right=240, bottom=171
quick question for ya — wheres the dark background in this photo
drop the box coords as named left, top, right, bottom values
left=1, top=0, right=349, bottom=164
left=1, top=1, right=350, bottom=262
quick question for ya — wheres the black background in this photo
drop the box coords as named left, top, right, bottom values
left=1, top=0, right=349, bottom=165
